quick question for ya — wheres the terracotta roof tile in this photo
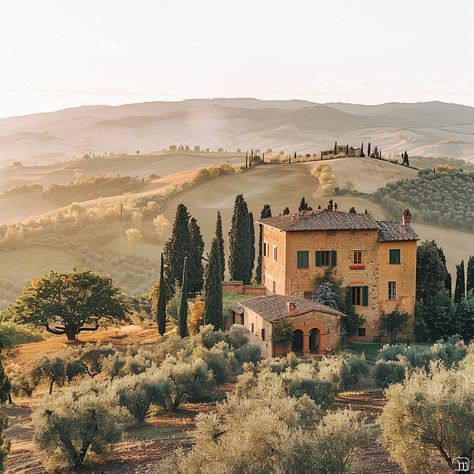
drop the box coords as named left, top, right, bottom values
left=258, top=209, right=419, bottom=241
left=230, top=294, right=343, bottom=322
left=258, top=209, right=379, bottom=232
left=377, top=220, right=419, bottom=241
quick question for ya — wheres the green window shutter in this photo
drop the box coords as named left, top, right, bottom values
left=389, top=249, right=400, bottom=264
left=330, top=250, right=337, bottom=266
left=297, top=251, right=309, bottom=268
left=316, top=251, right=322, bottom=266
left=362, top=286, right=369, bottom=306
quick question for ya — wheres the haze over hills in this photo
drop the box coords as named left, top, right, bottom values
left=1, top=99, right=474, bottom=164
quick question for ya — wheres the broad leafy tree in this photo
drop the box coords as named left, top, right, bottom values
left=13, top=270, right=130, bottom=341
left=204, top=238, right=223, bottom=330
left=379, top=310, right=409, bottom=343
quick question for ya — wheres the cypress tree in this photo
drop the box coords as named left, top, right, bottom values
left=298, top=197, right=309, bottom=211
left=248, top=212, right=255, bottom=282
left=0, top=358, right=10, bottom=404
left=178, top=257, right=189, bottom=337
left=204, top=238, right=223, bottom=330
left=188, top=217, right=204, bottom=295
left=157, top=253, right=167, bottom=336
left=334, top=141, right=337, bottom=155
left=467, top=255, right=474, bottom=294
left=367, top=142, right=371, bottom=156
left=163, top=204, right=190, bottom=296
left=256, top=204, right=272, bottom=285
left=282, top=207, right=290, bottom=215
left=215, top=211, right=225, bottom=280
left=228, top=195, right=252, bottom=283
left=454, top=260, right=466, bottom=303
left=294, top=151, right=297, bottom=161
left=437, top=246, right=452, bottom=298
left=245, top=151, right=248, bottom=169
left=360, top=143, right=364, bottom=157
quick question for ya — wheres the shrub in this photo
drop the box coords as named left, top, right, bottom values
left=0, top=322, right=42, bottom=348
left=158, top=356, right=215, bottom=410
left=192, top=345, right=228, bottom=384
left=226, top=324, right=250, bottom=348
left=32, top=382, right=131, bottom=469
left=374, top=360, right=406, bottom=388
left=317, top=355, right=368, bottom=391
left=234, top=344, right=261, bottom=365
left=0, top=414, right=10, bottom=472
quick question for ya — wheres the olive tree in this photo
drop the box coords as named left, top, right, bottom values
left=32, top=382, right=130, bottom=469
left=13, top=270, right=130, bottom=340
left=380, top=359, right=474, bottom=473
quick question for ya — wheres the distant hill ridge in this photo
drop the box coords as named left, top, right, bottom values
left=1, top=99, right=474, bottom=164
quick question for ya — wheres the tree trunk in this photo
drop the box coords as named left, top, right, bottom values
left=65, top=326, right=78, bottom=341
left=49, top=378, right=54, bottom=395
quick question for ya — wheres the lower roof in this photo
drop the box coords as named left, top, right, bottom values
left=230, top=294, right=343, bottom=322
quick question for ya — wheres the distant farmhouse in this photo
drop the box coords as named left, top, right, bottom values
left=226, top=207, right=418, bottom=357
left=320, top=142, right=381, bottom=159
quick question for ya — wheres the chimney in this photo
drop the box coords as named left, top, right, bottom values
left=402, top=209, right=411, bottom=227
left=287, top=301, right=297, bottom=315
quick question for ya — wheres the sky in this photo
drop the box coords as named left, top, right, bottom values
left=0, top=0, right=473, bottom=118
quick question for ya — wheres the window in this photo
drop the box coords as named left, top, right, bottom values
left=272, top=280, right=276, bottom=294
left=389, top=249, right=401, bottom=264
left=303, top=291, right=314, bottom=300
left=316, top=250, right=337, bottom=267
left=273, top=245, right=278, bottom=262
left=297, top=251, right=309, bottom=268
left=263, top=242, right=268, bottom=257
left=388, top=281, right=397, bottom=300
left=260, top=328, right=265, bottom=341
left=251, top=323, right=255, bottom=333
left=357, top=327, right=366, bottom=337
left=232, top=313, right=236, bottom=324
left=353, top=251, right=362, bottom=264
left=348, top=286, right=369, bottom=306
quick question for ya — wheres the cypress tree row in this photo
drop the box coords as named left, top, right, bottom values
left=157, top=253, right=167, bottom=336
left=164, top=203, right=191, bottom=297
left=188, top=217, right=204, bottom=295
left=454, top=260, right=465, bottom=303
left=204, top=238, right=223, bottom=330
left=228, top=195, right=252, bottom=284
left=178, top=257, right=189, bottom=338
left=215, top=211, right=225, bottom=280
left=248, top=212, right=255, bottom=282
left=256, top=204, right=272, bottom=284
left=467, top=255, right=474, bottom=294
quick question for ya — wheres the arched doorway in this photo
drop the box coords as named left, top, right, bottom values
left=309, top=328, right=320, bottom=354
left=292, top=330, right=304, bottom=354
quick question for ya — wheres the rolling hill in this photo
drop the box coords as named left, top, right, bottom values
left=1, top=99, right=474, bottom=164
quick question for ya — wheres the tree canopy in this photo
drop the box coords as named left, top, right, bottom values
left=13, top=270, right=130, bottom=340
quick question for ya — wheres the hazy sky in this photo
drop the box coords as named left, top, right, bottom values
left=1, top=0, right=473, bottom=117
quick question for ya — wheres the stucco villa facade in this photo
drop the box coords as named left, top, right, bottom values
left=228, top=295, right=342, bottom=358
left=256, top=207, right=418, bottom=342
